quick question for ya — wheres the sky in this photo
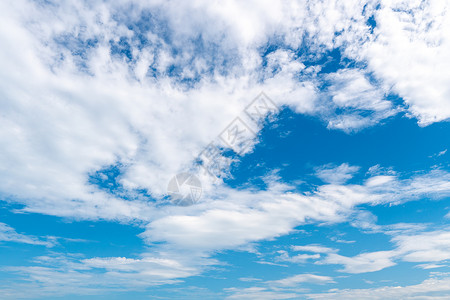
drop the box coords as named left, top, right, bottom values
left=0, top=0, right=450, bottom=299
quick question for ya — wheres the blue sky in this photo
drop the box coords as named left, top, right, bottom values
left=1, top=0, right=450, bottom=299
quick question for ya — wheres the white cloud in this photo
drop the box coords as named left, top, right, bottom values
left=291, top=244, right=338, bottom=254
left=239, top=277, right=262, bottom=282
left=0, top=251, right=215, bottom=299
left=228, top=274, right=450, bottom=300
left=1, top=0, right=448, bottom=222
left=319, top=251, right=397, bottom=273
left=2, top=167, right=446, bottom=296
left=430, top=149, right=448, bottom=158
left=438, top=149, right=448, bottom=157
left=415, top=263, right=446, bottom=270
left=276, top=250, right=321, bottom=264
left=366, top=164, right=396, bottom=176
left=315, top=163, right=360, bottom=184
left=393, top=229, right=450, bottom=263
left=365, top=175, right=396, bottom=187
left=0, top=0, right=318, bottom=222
left=316, top=225, right=450, bottom=274
left=225, top=287, right=298, bottom=300
left=322, top=69, right=398, bottom=131
left=141, top=168, right=450, bottom=255
left=357, top=0, right=450, bottom=125
left=275, top=245, right=337, bottom=264
left=0, top=222, right=54, bottom=247
left=225, top=274, right=334, bottom=299
left=268, top=274, right=335, bottom=287
left=307, top=276, right=450, bottom=299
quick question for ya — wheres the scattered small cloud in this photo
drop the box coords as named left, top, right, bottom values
left=429, top=149, right=448, bottom=158
left=314, top=163, right=360, bottom=184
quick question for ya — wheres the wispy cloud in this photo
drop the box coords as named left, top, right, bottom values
left=0, top=222, right=54, bottom=247
left=315, top=163, right=360, bottom=184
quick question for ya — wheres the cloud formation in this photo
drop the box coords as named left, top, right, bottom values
left=1, top=0, right=450, bottom=298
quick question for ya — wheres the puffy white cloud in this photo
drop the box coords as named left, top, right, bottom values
left=358, top=0, right=450, bottom=125
left=141, top=168, right=450, bottom=255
